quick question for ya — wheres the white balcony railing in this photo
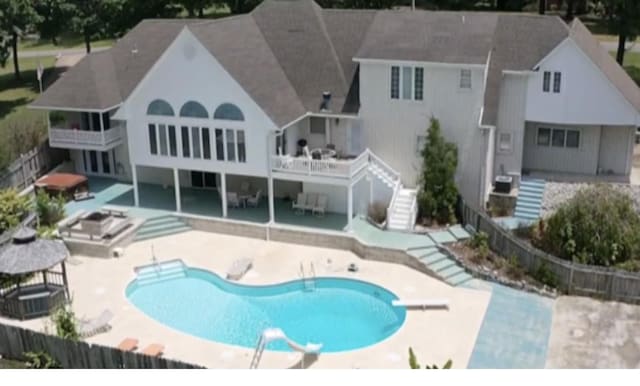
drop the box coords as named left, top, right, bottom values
left=271, top=149, right=379, bottom=179
left=49, top=126, right=122, bottom=148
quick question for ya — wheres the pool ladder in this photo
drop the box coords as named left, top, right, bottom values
left=299, top=262, right=316, bottom=291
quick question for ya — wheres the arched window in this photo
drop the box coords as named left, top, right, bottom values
left=214, top=103, right=244, bottom=121
left=179, top=101, right=209, bottom=118
left=147, top=99, right=174, bottom=116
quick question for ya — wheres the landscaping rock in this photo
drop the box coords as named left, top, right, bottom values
left=542, top=182, right=640, bottom=218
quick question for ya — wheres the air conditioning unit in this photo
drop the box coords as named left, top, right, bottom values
left=494, top=175, right=513, bottom=194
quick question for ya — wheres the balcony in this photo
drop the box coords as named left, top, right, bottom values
left=48, top=125, right=123, bottom=151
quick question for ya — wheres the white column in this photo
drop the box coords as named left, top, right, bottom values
left=268, top=176, right=275, bottom=223
left=131, top=164, right=139, bottom=207
left=325, top=117, right=331, bottom=144
left=99, top=111, right=105, bottom=147
left=173, top=168, right=181, bottom=212
left=221, top=172, right=227, bottom=218
left=347, top=184, right=353, bottom=231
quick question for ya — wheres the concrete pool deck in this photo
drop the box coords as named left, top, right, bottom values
left=1, top=230, right=491, bottom=369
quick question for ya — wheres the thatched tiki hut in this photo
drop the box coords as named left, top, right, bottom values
left=0, top=227, right=70, bottom=320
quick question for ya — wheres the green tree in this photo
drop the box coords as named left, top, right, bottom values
left=35, top=190, right=66, bottom=227
left=113, top=0, right=181, bottom=33
left=179, top=0, right=216, bottom=17
left=532, top=185, right=640, bottom=268
left=51, top=305, right=79, bottom=341
left=0, top=0, right=40, bottom=80
left=0, top=189, right=31, bottom=233
left=417, top=117, right=459, bottom=225
left=69, top=0, right=123, bottom=53
left=32, top=0, right=74, bottom=45
left=595, top=0, right=640, bottom=64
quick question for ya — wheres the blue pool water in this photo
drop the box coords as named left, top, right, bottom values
left=126, top=269, right=406, bottom=353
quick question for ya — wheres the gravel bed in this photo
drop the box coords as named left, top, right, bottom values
left=542, top=182, right=640, bottom=218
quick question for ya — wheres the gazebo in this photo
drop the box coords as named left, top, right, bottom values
left=0, top=227, right=70, bottom=320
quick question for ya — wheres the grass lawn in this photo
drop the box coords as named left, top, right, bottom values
left=0, top=358, right=27, bottom=369
left=18, top=36, right=114, bottom=52
left=0, top=56, right=56, bottom=169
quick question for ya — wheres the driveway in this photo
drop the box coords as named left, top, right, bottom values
left=546, top=296, right=640, bottom=368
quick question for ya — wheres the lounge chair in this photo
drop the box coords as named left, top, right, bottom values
left=226, top=258, right=253, bottom=281
left=117, top=338, right=139, bottom=352
left=247, top=190, right=262, bottom=208
left=78, top=309, right=114, bottom=338
left=142, top=343, right=165, bottom=357
left=312, top=195, right=328, bottom=217
left=303, top=193, right=318, bottom=212
left=227, top=192, right=241, bottom=208
left=292, top=193, right=306, bottom=214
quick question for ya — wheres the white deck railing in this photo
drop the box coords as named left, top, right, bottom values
left=49, top=126, right=122, bottom=148
left=272, top=149, right=388, bottom=180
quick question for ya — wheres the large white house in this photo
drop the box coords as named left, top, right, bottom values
left=31, top=0, right=640, bottom=231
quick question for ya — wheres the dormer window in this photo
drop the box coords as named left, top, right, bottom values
left=543, top=71, right=561, bottom=93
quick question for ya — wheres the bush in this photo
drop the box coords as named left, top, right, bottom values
left=417, top=117, right=459, bottom=225
left=468, top=231, right=490, bottom=260
left=0, top=189, right=31, bottom=233
left=23, top=351, right=60, bottom=369
left=506, top=256, right=524, bottom=280
left=408, top=347, right=452, bottom=369
left=51, top=306, right=79, bottom=341
left=531, top=185, right=640, bottom=267
left=625, top=66, right=640, bottom=87
left=35, top=190, right=66, bottom=227
left=531, top=261, right=557, bottom=288
left=367, top=201, right=387, bottom=225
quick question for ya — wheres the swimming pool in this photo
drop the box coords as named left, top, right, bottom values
left=126, top=267, right=406, bottom=353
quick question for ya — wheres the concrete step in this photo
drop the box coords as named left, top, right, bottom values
left=419, top=251, right=448, bottom=265
left=134, top=225, right=191, bottom=241
left=428, top=259, right=456, bottom=273
left=515, top=201, right=541, bottom=211
left=439, top=264, right=465, bottom=279
left=136, top=221, right=189, bottom=236
left=407, top=247, right=439, bottom=259
left=446, top=271, right=474, bottom=286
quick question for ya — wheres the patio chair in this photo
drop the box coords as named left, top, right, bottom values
left=312, top=195, right=328, bottom=217
left=78, top=309, right=114, bottom=338
left=227, top=192, right=241, bottom=208
left=142, top=343, right=165, bottom=357
left=292, top=193, right=306, bottom=214
left=117, top=338, right=139, bottom=352
left=247, top=189, right=262, bottom=208
left=303, top=193, right=318, bottom=212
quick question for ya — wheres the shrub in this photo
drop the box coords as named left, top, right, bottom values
left=367, top=201, right=387, bottom=225
left=506, top=256, right=524, bottom=280
left=531, top=262, right=557, bottom=288
left=0, top=189, right=31, bottom=233
left=23, top=351, right=60, bottom=369
left=417, top=117, right=459, bottom=225
left=35, top=190, right=66, bottom=227
left=468, top=231, right=490, bottom=260
left=532, top=185, right=640, bottom=267
left=408, top=347, right=452, bottom=369
left=51, top=306, right=79, bottom=341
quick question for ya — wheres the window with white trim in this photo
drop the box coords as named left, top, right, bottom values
left=390, top=65, right=423, bottom=101
left=553, top=72, right=562, bottom=93
left=543, top=71, right=551, bottom=92
left=537, top=127, right=579, bottom=148
left=459, top=69, right=472, bottom=89
left=498, top=132, right=512, bottom=153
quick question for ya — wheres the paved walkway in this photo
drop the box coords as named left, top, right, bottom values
left=14, top=46, right=109, bottom=58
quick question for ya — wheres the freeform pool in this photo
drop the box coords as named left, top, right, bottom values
left=126, top=268, right=406, bottom=353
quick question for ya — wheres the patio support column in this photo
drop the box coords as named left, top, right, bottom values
left=268, top=176, right=275, bottom=223
left=173, top=168, right=181, bottom=212
left=221, top=172, right=227, bottom=217
left=61, top=261, right=70, bottom=300
left=347, top=183, right=354, bottom=231
left=131, top=164, right=139, bottom=207
left=99, top=110, right=105, bottom=147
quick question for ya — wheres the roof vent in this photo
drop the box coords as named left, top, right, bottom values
left=320, top=91, right=332, bottom=112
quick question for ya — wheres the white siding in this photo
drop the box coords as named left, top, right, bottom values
left=494, top=74, right=527, bottom=178
left=598, top=126, right=635, bottom=175
left=522, top=122, right=601, bottom=174
left=525, top=39, right=640, bottom=126
left=358, top=60, right=486, bottom=204
left=120, top=27, right=278, bottom=178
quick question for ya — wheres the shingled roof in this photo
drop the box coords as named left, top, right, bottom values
left=31, top=0, right=640, bottom=128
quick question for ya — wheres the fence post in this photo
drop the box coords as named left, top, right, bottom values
left=567, top=265, right=574, bottom=295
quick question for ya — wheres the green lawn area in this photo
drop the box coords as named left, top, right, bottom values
left=0, top=56, right=56, bottom=169
left=0, top=358, right=27, bottom=368
left=19, top=36, right=114, bottom=52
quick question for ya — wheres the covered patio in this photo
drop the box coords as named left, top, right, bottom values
left=65, top=177, right=348, bottom=231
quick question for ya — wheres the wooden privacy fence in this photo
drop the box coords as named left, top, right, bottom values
left=461, top=201, right=640, bottom=304
left=0, top=322, right=204, bottom=369
left=0, top=141, right=66, bottom=191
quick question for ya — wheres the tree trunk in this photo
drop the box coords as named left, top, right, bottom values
left=187, top=7, right=195, bottom=17
left=11, top=32, right=20, bottom=81
left=616, top=33, right=627, bottom=65
left=496, top=0, right=507, bottom=10
left=51, top=36, right=58, bottom=46
left=198, top=7, right=204, bottom=18
left=538, top=0, right=545, bottom=14
left=84, top=30, right=91, bottom=54
left=565, top=0, right=574, bottom=20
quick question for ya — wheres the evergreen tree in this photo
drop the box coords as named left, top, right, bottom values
left=417, top=117, right=458, bottom=225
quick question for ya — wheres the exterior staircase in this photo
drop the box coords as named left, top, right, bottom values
left=133, top=215, right=191, bottom=242
left=387, top=188, right=417, bottom=232
left=368, top=163, right=395, bottom=189
left=407, top=246, right=473, bottom=286
left=513, top=178, right=546, bottom=222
